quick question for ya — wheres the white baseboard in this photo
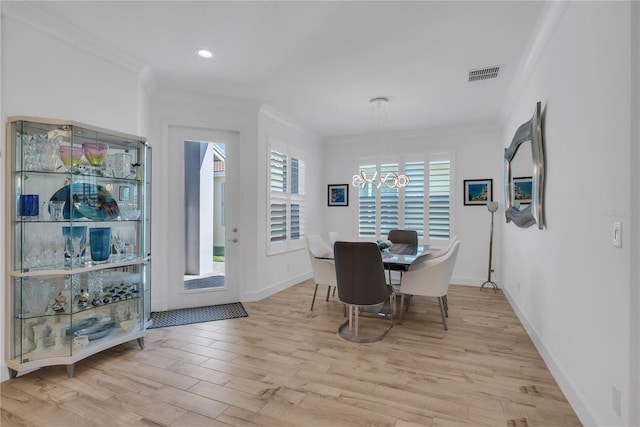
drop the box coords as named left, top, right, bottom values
left=1, top=363, right=9, bottom=382
left=241, top=272, right=312, bottom=302
left=501, top=285, right=599, bottom=426
left=451, top=275, right=497, bottom=287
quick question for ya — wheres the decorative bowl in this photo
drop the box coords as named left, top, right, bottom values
left=66, top=317, right=98, bottom=336
left=82, top=142, right=109, bottom=166
left=74, top=321, right=116, bottom=340
left=59, top=145, right=84, bottom=168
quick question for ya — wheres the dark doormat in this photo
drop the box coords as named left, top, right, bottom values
left=148, top=303, right=248, bottom=329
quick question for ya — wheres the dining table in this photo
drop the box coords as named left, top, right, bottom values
left=382, top=243, right=432, bottom=271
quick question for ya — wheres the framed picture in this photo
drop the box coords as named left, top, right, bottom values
left=119, top=186, right=130, bottom=202
left=513, top=176, right=533, bottom=204
left=328, top=184, right=349, bottom=206
left=464, top=179, right=493, bottom=206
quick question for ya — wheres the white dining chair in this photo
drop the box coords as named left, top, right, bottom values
left=398, top=240, right=461, bottom=329
left=429, top=235, right=460, bottom=259
left=306, top=235, right=337, bottom=311
left=328, top=231, right=341, bottom=248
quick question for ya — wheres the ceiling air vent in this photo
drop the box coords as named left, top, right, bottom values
left=468, top=65, right=502, bottom=82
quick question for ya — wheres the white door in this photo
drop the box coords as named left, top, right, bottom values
left=166, top=125, right=239, bottom=309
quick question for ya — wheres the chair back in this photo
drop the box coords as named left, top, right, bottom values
left=307, top=234, right=333, bottom=258
left=306, top=235, right=337, bottom=286
left=328, top=231, right=341, bottom=248
left=400, top=240, right=461, bottom=298
left=388, top=229, right=418, bottom=245
left=334, top=241, right=389, bottom=306
left=429, top=235, right=460, bottom=258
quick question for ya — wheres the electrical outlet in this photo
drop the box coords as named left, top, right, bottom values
left=612, top=385, right=621, bottom=416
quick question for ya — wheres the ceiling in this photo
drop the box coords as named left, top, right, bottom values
left=24, top=1, right=544, bottom=137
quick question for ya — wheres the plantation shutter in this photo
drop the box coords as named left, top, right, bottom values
left=358, top=164, right=377, bottom=237
left=380, top=163, right=399, bottom=237
left=404, top=162, right=425, bottom=238
left=428, top=160, right=450, bottom=239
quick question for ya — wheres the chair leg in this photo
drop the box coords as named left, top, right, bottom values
left=398, top=293, right=405, bottom=324
left=338, top=303, right=393, bottom=343
left=443, top=294, right=448, bottom=317
left=437, top=297, right=448, bottom=330
left=325, top=285, right=332, bottom=301
left=310, top=283, right=319, bottom=311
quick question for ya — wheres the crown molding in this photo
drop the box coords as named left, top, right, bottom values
left=259, top=103, right=321, bottom=141
left=2, top=1, right=146, bottom=75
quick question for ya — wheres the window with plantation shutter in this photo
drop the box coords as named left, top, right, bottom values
left=358, top=164, right=377, bottom=237
left=428, top=160, right=450, bottom=240
left=357, top=154, right=452, bottom=242
left=404, top=162, right=425, bottom=238
left=380, top=163, right=399, bottom=237
left=268, top=142, right=306, bottom=254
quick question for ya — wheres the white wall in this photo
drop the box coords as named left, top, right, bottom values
left=0, top=8, right=148, bottom=382
left=323, top=125, right=503, bottom=285
left=500, top=2, right=638, bottom=426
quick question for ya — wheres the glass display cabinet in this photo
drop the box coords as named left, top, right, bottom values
left=5, top=117, right=152, bottom=378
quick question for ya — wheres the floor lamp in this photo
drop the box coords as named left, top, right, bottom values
left=481, top=201, right=499, bottom=292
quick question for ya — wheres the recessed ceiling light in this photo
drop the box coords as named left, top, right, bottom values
left=196, top=48, right=214, bottom=59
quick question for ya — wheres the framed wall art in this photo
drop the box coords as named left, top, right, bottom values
left=464, top=179, right=493, bottom=206
left=513, top=176, right=533, bottom=204
left=328, top=184, right=349, bottom=206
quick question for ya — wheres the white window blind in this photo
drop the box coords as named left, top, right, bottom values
left=358, top=164, right=377, bottom=237
left=428, top=160, right=451, bottom=240
left=357, top=155, right=451, bottom=241
left=268, top=143, right=306, bottom=254
left=380, top=163, right=399, bottom=237
left=404, top=162, right=425, bottom=238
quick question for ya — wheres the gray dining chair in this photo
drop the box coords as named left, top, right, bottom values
left=398, top=240, right=461, bottom=329
left=306, top=235, right=337, bottom=311
left=386, top=229, right=418, bottom=285
left=333, top=241, right=395, bottom=342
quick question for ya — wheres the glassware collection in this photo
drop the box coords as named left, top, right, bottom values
left=7, top=117, right=150, bottom=379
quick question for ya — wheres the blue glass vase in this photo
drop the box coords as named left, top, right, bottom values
left=89, top=227, right=111, bottom=263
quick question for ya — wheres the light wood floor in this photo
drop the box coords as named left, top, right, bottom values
left=1, top=281, right=581, bottom=427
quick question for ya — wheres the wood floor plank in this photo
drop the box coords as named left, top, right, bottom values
left=1, top=283, right=582, bottom=426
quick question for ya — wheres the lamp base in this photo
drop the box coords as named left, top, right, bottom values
left=480, top=280, right=499, bottom=292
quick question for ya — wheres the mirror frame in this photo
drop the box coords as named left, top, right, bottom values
left=504, top=101, right=545, bottom=229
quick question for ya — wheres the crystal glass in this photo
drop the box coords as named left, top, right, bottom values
left=104, top=153, right=132, bottom=178
left=48, top=200, right=66, bottom=221
left=38, top=133, right=61, bottom=171
left=62, top=226, right=87, bottom=266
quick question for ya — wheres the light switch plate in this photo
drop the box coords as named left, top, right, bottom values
left=613, top=221, right=622, bottom=248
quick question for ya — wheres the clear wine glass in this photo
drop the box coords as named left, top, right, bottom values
left=121, top=227, right=137, bottom=260
left=70, top=235, right=85, bottom=267
left=111, top=230, right=126, bottom=261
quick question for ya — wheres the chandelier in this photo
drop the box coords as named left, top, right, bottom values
left=352, top=97, right=410, bottom=189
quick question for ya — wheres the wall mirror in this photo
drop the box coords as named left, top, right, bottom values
left=504, top=101, right=545, bottom=229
